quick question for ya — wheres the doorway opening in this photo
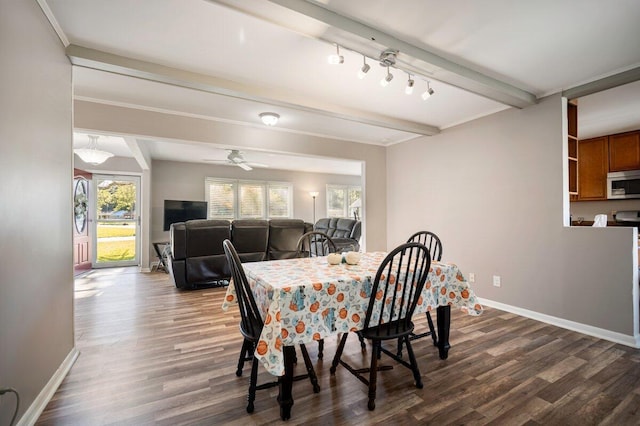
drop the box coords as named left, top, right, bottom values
left=92, top=175, right=141, bottom=268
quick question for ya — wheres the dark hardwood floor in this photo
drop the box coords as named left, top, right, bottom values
left=36, top=268, right=640, bottom=425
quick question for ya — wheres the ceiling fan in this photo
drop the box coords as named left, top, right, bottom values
left=205, top=150, right=267, bottom=171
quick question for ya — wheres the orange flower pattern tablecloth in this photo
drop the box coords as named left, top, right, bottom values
left=221, top=252, right=482, bottom=376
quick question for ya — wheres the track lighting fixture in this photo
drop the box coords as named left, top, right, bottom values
left=380, top=66, right=393, bottom=87
left=405, top=74, right=415, bottom=95
left=325, top=44, right=438, bottom=101
left=421, top=81, right=435, bottom=100
left=357, top=56, right=370, bottom=79
left=327, top=44, right=344, bottom=65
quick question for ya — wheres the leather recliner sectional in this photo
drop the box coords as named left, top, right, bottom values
left=168, top=218, right=312, bottom=289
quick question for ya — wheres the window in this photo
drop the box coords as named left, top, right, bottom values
left=326, top=184, right=362, bottom=219
left=205, top=178, right=292, bottom=219
left=207, top=179, right=235, bottom=219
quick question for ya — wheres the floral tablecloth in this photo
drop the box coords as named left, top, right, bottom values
left=221, top=252, right=482, bottom=376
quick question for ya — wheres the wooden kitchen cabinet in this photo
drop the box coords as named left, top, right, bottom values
left=609, top=131, right=640, bottom=171
left=578, top=136, right=608, bottom=200
left=567, top=101, right=578, bottom=198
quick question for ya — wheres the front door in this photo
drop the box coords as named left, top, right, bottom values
left=73, top=171, right=92, bottom=274
left=92, top=175, right=141, bottom=268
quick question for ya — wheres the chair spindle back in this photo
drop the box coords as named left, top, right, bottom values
left=407, top=231, right=442, bottom=261
left=296, top=231, right=337, bottom=258
left=364, top=242, right=431, bottom=337
left=223, top=239, right=263, bottom=340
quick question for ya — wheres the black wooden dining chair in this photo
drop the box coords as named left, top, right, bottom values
left=223, top=239, right=320, bottom=413
left=329, top=242, right=431, bottom=411
left=396, top=230, right=443, bottom=355
left=295, top=231, right=337, bottom=360
left=295, top=231, right=337, bottom=258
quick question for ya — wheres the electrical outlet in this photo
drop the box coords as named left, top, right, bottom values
left=468, top=273, right=475, bottom=283
left=493, top=275, right=501, bottom=287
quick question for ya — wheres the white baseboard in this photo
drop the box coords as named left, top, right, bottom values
left=17, top=348, right=79, bottom=426
left=479, top=298, right=640, bottom=349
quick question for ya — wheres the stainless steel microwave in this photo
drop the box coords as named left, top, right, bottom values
left=607, top=170, right=640, bottom=199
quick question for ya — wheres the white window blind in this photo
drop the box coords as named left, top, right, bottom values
left=268, top=184, right=291, bottom=218
left=206, top=179, right=235, bottom=219
left=205, top=178, right=292, bottom=220
left=326, top=184, right=362, bottom=218
left=239, top=182, right=265, bottom=218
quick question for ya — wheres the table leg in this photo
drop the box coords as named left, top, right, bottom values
left=436, top=305, right=451, bottom=359
left=277, top=345, right=295, bottom=420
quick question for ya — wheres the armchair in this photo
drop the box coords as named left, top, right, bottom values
left=313, top=217, right=361, bottom=252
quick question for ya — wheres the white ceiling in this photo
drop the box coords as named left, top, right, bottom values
left=43, top=0, right=640, bottom=173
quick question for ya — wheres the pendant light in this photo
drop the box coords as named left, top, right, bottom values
left=74, top=135, right=114, bottom=165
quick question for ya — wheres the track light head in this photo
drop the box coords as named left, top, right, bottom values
left=380, top=66, right=393, bottom=87
left=328, top=44, right=344, bottom=65
left=358, top=56, right=370, bottom=79
left=421, top=82, right=435, bottom=100
left=405, top=75, right=415, bottom=95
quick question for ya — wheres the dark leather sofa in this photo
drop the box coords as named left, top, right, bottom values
left=313, top=217, right=362, bottom=252
left=168, top=218, right=312, bottom=289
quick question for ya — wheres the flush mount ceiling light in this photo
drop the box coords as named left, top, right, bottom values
left=327, top=44, right=344, bottom=65
left=357, top=55, right=370, bottom=79
left=259, top=112, right=280, bottom=126
left=380, top=66, right=393, bottom=87
left=405, top=73, right=415, bottom=95
left=74, top=135, right=113, bottom=165
left=421, top=81, right=435, bottom=100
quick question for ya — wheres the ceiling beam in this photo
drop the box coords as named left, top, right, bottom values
left=563, top=66, right=640, bottom=100
left=66, top=44, right=439, bottom=137
left=123, top=137, right=151, bottom=170
left=267, top=0, right=537, bottom=109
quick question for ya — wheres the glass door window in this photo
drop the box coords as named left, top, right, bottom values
left=92, top=175, right=141, bottom=268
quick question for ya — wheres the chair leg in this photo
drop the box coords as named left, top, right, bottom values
left=357, top=331, right=366, bottom=350
left=404, top=336, right=423, bottom=389
left=247, top=355, right=259, bottom=413
left=236, top=338, right=252, bottom=377
left=330, top=333, right=349, bottom=374
left=426, top=312, right=438, bottom=346
left=396, top=337, right=404, bottom=358
left=299, top=344, right=321, bottom=393
left=368, top=340, right=379, bottom=411
left=318, top=338, right=324, bottom=360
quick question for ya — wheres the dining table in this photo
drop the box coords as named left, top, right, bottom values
left=222, top=251, right=482, bottom=420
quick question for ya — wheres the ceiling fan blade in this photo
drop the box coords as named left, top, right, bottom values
left=237, top=162, right=252, bottom=171
left=247, top=162, right=268, bottom=168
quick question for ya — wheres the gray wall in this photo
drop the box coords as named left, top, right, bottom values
left=387, top=94, right=637, bottom=336
left=151, top=159, right=362, bottom=243
left=74, top=100, right=387, bottom=251
left=0, top=1, right=74, bottom=424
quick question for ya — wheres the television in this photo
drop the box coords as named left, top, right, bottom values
left=163, top=200, right=208, bottom=231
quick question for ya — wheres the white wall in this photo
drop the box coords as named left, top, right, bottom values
left=0, top=1, right=74, bottom=423
left=151, top=159, right=361, bottom=243
left=388, top=94, right=637, bottom=338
